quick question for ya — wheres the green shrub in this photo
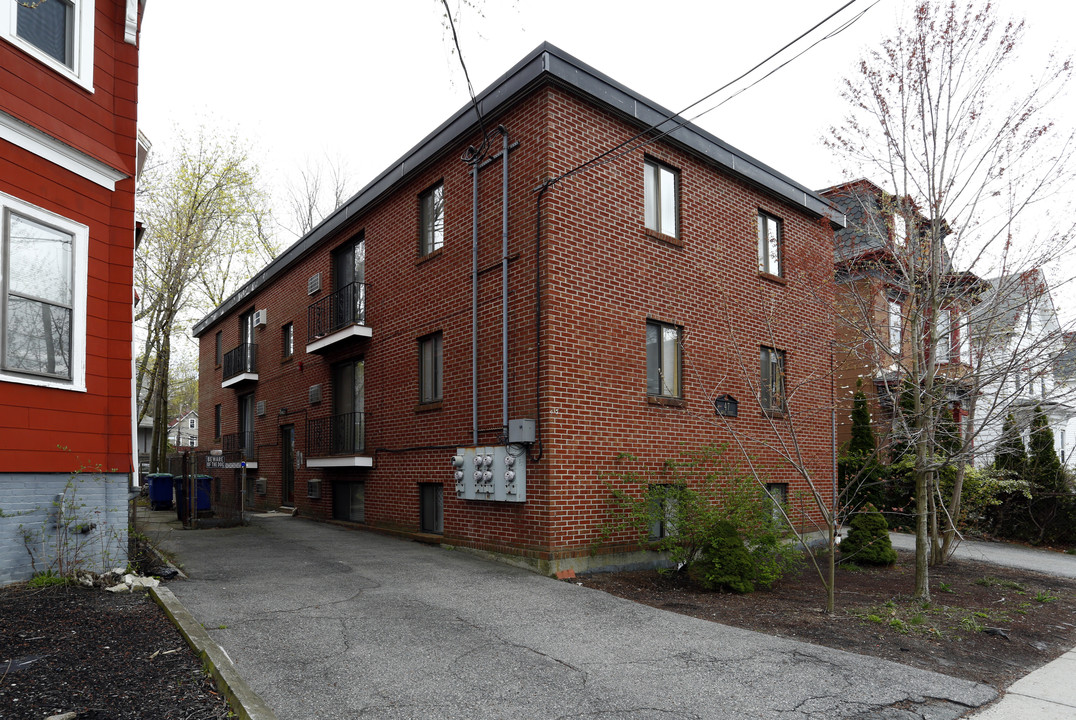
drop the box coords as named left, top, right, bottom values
left=841, top=503, right=897, bottom=566
left=688, top=521, right=756, bottom=593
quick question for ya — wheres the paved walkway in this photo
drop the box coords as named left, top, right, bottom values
left=887, top=532, right=1076, bottom=718
left=153, top=512, right=995, bottom=720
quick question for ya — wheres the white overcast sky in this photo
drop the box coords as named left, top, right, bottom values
left=137, top=0, right=1076, bottom=312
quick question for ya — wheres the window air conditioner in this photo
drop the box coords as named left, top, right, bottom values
left=253, top=309, right=267, bottom=327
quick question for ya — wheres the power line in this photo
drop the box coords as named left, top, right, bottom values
left=441, top=0, right=490, bottom=164
left=540, top=0, right=870, bottom=191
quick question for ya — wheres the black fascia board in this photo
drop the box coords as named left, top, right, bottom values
left=193, top=42, right=843, bottom=337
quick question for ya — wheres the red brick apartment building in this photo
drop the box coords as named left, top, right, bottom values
left=195, top=44, right=843, bottom=573
left=0, top=0, right=145, bottom=583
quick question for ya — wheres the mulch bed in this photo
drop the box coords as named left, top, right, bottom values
left=579, top=549, right=1076, bottom=688
left=0, top=583, right=231, bottom=720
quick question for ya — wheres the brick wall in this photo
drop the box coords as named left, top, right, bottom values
left=198, top=82, right=837, bottom=567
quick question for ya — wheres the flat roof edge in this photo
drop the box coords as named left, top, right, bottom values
left=193, top=42, right=841, bottom=336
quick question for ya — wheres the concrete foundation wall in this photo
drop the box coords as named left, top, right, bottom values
left=0, top=472, right=129, bottom=585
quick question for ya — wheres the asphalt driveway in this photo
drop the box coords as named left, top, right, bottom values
left=159, top=516, right=996, bottom=719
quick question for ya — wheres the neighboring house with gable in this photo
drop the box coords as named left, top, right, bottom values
left=970, top=270, right=1076, bottom=467
left=820, top=179, right=984, bottom=453
left=167, top=410, right=199, bottom=449
left=192, top=43, right=842, bottom=574
left=0, top=0, right=145, bottom=584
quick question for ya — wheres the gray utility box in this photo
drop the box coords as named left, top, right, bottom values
left=508, top=418, right=535, bottom=444
left=451, top=445, right=527, bottom=502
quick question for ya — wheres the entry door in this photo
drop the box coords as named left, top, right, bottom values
left=238, top=393, right=255, bottom=457
left=332, top=359, right=364, bottom=453
left=281, top=425, right=295, bottom=505
left=332, top=236, right=365, bottom=325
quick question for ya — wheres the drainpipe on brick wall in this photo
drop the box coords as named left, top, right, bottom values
left=500, top=126, right=510, bottom=434
left=530, top=181, right=551, bottom=462
left=471, top=162, right=479, bottom=446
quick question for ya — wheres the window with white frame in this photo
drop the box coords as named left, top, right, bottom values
left=2, top=0, right=96, bottom=91
left=188, top=417, right=195, bottom=430
left=887, top=299, right=902, bottom=356
left=893, top=213, right=907, bottom=247
left=757, top=211, right=782, bottom=276
left=646, top=320, right=681, bottom=398
left=1, top=192, right=87, bottom=390
left=959, top=313, right=971, bottom=364
left=418, top=331, right=442, bottom=404
left=760, top=346, right=786, bottom=412
left=643, top=158, right=678, bottom=238
left=937, top=308, right=953, bottom=361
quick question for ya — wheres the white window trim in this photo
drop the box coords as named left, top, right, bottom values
left=1, top=0, right=96, bottom=92
left=0, top=190, right=88, bottom=392
left=0, top=110, right=124, bottom=190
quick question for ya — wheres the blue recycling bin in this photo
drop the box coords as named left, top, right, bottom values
left=194, top=475, right=212, bottom=512
left=145, top=473, right=174, bottom=511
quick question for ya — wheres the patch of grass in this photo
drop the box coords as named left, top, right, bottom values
left=1035, top=591, right=1058, bottom=603
left=1066, top=548, right=1075, bottom=556
left=908, top=614, right=926, bottom=626
left=889, top=618, right=908, bottom=633
left=938, top=582, right=954, bottom=594
left=841, top=561, right=864, bottom=573
left=27, top=570, right=67, bottom=588
left=960, top=615, right=984, bottom=633
left=217, top=624, right=228, bottom=630
left=867, top=614, right=884, bottom=624
left=975, top=576, right=1027, bottom=592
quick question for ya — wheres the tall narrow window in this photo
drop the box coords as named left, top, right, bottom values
left=644, top=158, right=678, bottom=238
left=893, top=213, right=907, bottom=247
left=214, top=404, right=222, bottom=439
left=646, top=321, right=681, bottom=398
left=281, top=322, right=293, bottom=359
left=887, top=299, right=902, bottom=356
left=958, top=314, right=971, bottom=364
left=332, top=235, right=365, bottom=327
left=332, top=358, right=364, bottom=454
left=215, top=331, right=222, bottom=366
left=936, top=308, right=953, bottom=361
left=757, top=212, right=782, bottom=276
left=419, top=182, right=444, bottom=255
left=760, top=347, right=786, bottom=412
left=3, top=211, right=74, bottom=379
left=419, top=332, right=443, bottom=404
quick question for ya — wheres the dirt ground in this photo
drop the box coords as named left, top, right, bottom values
left=580, top=549, right=1076, bottom=689
left=0, top=583, right=231, bottom=720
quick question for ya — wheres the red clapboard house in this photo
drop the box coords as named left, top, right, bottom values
left=0, top=0, right=145, bottom=584
left=195, top=44, right=842, bottom=574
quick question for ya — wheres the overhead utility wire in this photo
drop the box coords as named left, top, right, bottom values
left=441, top=0, right=490, bottom=164
left=582, top=0, right=880, bottom=176
left=539, top=0, right=864, bottom=191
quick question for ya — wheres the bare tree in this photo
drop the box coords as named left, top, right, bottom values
left=827, top=0, right=1076, bottom=599
left=135, top=127, right=278, bottom=471
left=281, top=154, right=355, bottom=239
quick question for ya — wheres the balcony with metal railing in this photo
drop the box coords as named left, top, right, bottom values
left=222, top=343, right=258, bottom=388
left=306, top=282, right=371, bottom=354
left=306, top=411, right=372, bottom=468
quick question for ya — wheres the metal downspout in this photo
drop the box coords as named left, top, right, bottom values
left=472, top=162, right=479, bottom=446
left=500, top=126, right=509, bottom=433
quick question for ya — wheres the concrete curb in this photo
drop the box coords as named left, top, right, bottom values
left=150, top=585, right=277, bottom=720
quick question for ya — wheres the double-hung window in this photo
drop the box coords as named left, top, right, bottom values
left=887, top=299, right=902, bottom=357
left=760, top=347, right=786, bottom=412
left=646, top=320, right=681, bottom=398
left=419, top=182, right=444, bottom=256
left=3, top=0, right=96, bottom=90
left=1, top=193, right=87, bottom=390
left=281, top=322, right=293, bottom=359
left=757, top=211, right=782, bottom=276
left=419, top=331, right=442, bottom=404
left=644, top=158, right=678, bottom=239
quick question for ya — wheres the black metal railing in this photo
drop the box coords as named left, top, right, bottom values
left=307, top=411, right=365, bottom=456
left=222, top=431, right=256, bottom=460
left=307, top=282, right=367, bottom=342
left=223, top=343, right=257, bottom=380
